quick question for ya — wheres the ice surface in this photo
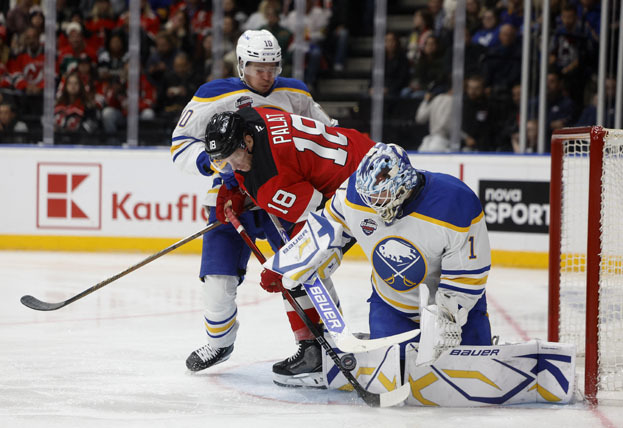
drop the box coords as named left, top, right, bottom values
left=1, top=251, right=621, bottom=427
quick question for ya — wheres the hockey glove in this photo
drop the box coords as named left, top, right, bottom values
left=259, top=268, right=284, bottom=293
left=215, top=184, right=246, bottom=224
left=416, top=288, right=469, bottom=365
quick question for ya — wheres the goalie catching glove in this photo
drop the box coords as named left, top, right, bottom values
left=416, top=286, right=469, bottom=365
left=263, top=212, right=345, bottom=290
left=215, top=183, right=246, bottom=224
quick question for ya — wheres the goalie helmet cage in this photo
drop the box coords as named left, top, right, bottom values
left=548, top=126, right=623, bottom=405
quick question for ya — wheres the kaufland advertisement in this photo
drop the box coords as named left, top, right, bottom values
left=1, top=146, right=209, bottom=239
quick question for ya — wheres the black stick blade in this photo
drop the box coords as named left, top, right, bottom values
left=20, top=295, right=66, bottom=311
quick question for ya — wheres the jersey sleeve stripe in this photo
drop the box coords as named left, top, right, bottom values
left=438, top=283, right=484, bottom=295
left=407, top=210, right=484, bottom=232
left=192, top=88, right=249, bottom=102
left=441, top=265, right=491, bottom=275
left=171, top=141, right=194, bottom=162
left=344, top=197, right=376, bottom=214
left=440, top=275, right=488, bottom=286
left=272, top=87, right=311, bottom=97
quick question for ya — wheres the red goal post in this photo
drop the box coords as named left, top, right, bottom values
left=548, top=126, right=623, bottom=405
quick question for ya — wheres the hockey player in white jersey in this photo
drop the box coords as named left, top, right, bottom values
left=170, top=29, right=337, bottom=385
left=265, top=143, right=492, bottom=362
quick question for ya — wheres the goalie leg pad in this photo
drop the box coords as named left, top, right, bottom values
left=405, top=340, right=576, bottom=407
left=202, top=274, right=240, bottom=348
left=323, top=339, right=403, bottom=394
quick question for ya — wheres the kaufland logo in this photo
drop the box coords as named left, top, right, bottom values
left=37, top=163, right=102, bottom=230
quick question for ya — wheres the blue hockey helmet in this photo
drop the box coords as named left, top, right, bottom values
left=355, top=143, right=418, bottom=224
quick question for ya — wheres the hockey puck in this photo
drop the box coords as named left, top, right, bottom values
left=340, top=353, right=357, bottom=371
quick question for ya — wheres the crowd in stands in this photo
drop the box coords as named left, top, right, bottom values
left=392, top=0, right=612, bottom=152
left=0, top=0, right=618, bottom=152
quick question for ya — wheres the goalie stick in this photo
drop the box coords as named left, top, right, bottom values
left=265, top=212, right=420, bottom=353
left=224, top=207, right=410, bottom=407
left=20, top=218, right=228, bottom=311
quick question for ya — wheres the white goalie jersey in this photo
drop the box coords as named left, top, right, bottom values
left=267, top=169, right=491, bottom=321
left=170, top=77, right=334, bottom=205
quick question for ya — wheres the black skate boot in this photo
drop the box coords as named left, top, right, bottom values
left=272, top=340, right=325, bottom=388
left=186, top=343, right=234, bottom=372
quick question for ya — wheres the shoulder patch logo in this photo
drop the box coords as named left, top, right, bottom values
left=360, top=218, right=377, bottom=236
left=235, top=96, right=253, bottom=109
left=372, top=237, right=426, bottom=291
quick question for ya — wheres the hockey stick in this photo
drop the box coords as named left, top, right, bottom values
left=224, top=207, right=410, bottom=407
left=21, top=219, right=226, bottom=311
left=265, top=212, right=420, bottom=353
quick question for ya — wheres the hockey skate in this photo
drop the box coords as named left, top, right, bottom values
left=272, top=340, right=325, bottom=388
left=186, top=343, right=234, bottom=372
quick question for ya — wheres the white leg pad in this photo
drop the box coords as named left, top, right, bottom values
left=201, top=275, right=240, bottom=348
left=405, top=340, right=577, bottom=406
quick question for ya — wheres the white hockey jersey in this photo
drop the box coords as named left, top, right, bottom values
left=170, top=77, right=334, bottom=205
left=322, top=169, right=491, bottom=321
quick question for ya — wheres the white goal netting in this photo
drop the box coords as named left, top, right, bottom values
left=557, top=128, right=623, bottom=394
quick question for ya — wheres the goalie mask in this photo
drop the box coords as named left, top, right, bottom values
left=236, top=30, right=282, bottom=82
left=355, top=143, right=418, bottom=224
left=204, top=111, right=246, bottom=161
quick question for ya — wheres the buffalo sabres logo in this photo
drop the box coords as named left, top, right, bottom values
left=372, top=237, right=426, bottom=291
left=235, top=96, right=253, bottom=109
left=360, top=218, right=377, bottom=236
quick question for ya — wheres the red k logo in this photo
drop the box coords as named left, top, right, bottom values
left=37, top=163, right=102, bottom=230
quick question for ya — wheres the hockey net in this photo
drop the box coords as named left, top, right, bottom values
left=549, top=126, right=623, bottom=404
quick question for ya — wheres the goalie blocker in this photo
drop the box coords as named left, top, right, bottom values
left=323, top=339, right=576, bottom=406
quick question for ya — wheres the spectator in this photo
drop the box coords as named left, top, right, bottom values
left=575, top=77, right=618, bottom=129
left=157, top=51, right=198, bottom=124
left=471, top=8, right=500, bottom=49
left=259, top=5, right=292, bottom=75
left=84, top=0, right=118, bottom=45
left=221, top=14, right=241, bottom=55
left=4, top=25, right=44, bottom=116
left=426, top=0, right=446, bottom=37
left=116, top=0, right=160, bottom=41
left=0, top=102, right=28, bottom=142
left=223, top=0, right=248, bottom=30
left=499, top=0, right=524, bottom=30
left=282, top=0, right=331, bottom=91
left=54, top=71, right=99, bottom=143
left=57, top=22, right=99, bottom=76
left=323, top=0, right=350, bottom=73
left=401, top=35, right=447, bottom=99
left=549, top=4, right=589, bottom=107
left=530, top=70, right=576, bottom=150
left=483, top=23, right=521, bottom=94
left=465, top=0, right=482, bottom=36
left=97, top=31, right=128, bottom=83
left=464, top=28, right=487, bottom=77
left=0, top=26, right=10, bottom=86
left=28, top=8, right=45, bottom=44
left=192, top=32, right=213, bottom=82
left=169, top=0, right=211, bottom=38
left=99, top=63, right=156, bottom=144
left=146, top=31, right=179, bottom=86
left=462, top=74, right=494, bottom=151
left=511, top=118, right=538, bottom=153
left=164, top=7, right=195, bottom=55
left=415, top=89, right=456, bottom=152
left=6, top=0, right=32, bottom=46
left=496, top=83, right=521, bottom=151
left=374, top=31, right=409, bottom=98
left=243, top=0, right=279, bottom=31
left=405, top=8, right=433, bottom=65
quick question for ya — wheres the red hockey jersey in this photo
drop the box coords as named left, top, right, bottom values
left=235, top=107, right=375, bottom=223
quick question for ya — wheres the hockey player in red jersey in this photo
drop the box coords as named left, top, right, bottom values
left=205, top=107, right=375, bottom=224
left=204, top=107, right=375, bottom=387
